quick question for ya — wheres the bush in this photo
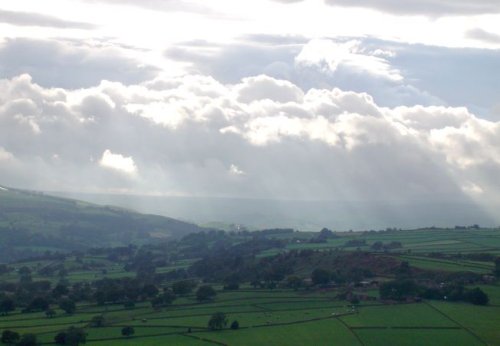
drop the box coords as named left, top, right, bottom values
left=121, top=326, right=135, bottom=337
left=230, top=320, right=240, bottom=330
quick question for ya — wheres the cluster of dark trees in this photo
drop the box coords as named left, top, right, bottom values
left=308, top=228, right=338, bottom=243
left=1, top=330, right=38, bottom=346
left=379, top=279, right=489, bottom=305
left=207, top=312, right=239, bottom=331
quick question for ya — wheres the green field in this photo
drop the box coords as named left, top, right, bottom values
left=1, top=288, right=498, bottom=345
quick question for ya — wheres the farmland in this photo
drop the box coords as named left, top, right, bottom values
left=1, top=285, right=499, bottom=345
left=0, top=226, right=499, bottom=345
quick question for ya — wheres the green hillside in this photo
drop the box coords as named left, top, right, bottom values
left=0, top=186, right=207, bottom=262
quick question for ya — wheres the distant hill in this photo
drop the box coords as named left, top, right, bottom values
left=0, top=186, right=208, bottom=262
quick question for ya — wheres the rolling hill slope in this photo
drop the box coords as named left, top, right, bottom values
left=0, top=186, right=208, bottom=262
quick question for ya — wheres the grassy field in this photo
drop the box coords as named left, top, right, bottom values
left=282, top=228, right=500, bottom=257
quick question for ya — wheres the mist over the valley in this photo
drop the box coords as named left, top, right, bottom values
left=52, top=192, right=496, bottom=231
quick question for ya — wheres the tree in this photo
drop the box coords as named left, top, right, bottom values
left=379, top=279, right=418, bottom=301
left=121, top=326, right=135, bottom=338
left=52, top=284, right=69, bottom=298
left=141, top=284, right=159, bottom=298
left=66, top=327, right=87, bottom=346
left=90, top=315, right=106, bottom=327
left=172, top=280, right=196, bottom=295
left=54, top=327, right=86, bottom=346
left=27, top=297, right=49, bottom=312
left=151, top=290, right=176, bottom=309
left=196, top=285, right=216, bottom=301
left=0, top=298, right=15, bottom=315
left=311, top=268, right=331, bottom=286
left=396, top=261, right=411, bottom=279
left=223, top=274, right=240, bottom=290
left=286, top=276, right=303, bottom=290
left=17, top=334, right=37, bottom=346
left=59, top=299, right=77, bottom=314
left=494, top=257, right=500, bottom=278
left=46, top=308, right=57, bottom=318
left=208, top=312, right=228, bottom=330
left=123, top=301, right=135, bottom=309
left=18, top=266, right=32, bottom=276
left=465, top=287, right=489, bottom=306
left=1, top=330, right=20, bottom=345
left=230, top=320, right=239, bottom=330
left=350, top=296, right=360, bottom=305
left=54, top=332, right=67, bottom=345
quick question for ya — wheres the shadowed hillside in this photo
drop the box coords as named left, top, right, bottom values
left=0, top=186, right=208, bottom=262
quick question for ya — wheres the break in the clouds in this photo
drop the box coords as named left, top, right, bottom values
left=1, top=73, right=500, bottom=223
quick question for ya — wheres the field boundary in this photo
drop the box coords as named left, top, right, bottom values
left=424, top=302, right=488, bottom=346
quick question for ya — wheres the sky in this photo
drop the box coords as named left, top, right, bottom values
left=1, top=0, right=500, bottom=225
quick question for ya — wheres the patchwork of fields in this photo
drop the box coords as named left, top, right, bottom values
left=1, top=286, right=499, bottom=345
left=1, top=228, right=500, bottom=345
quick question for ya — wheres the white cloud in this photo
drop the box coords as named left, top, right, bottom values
left=295, top=39, right=403, bottom=82
left=235, top=75, right=304, bottom=103
left=99, top=149, right=138, bottom=175
left=229, top=164, right=245, bottom=176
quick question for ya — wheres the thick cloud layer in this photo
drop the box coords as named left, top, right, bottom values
left=1, top=73, right=499, bottom=224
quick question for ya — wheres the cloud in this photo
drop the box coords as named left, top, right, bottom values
left=235, top=75, right=304, bottom=103
left=323, top=0, right=500, bottom=16
left=0, top=147, right=14, bottom=161
left=78, top=0, right=223, bottom=16
left=164, top=36, right=442, bottom=109
left=295, top=39, right=403, bottom=82
left=164, top=36, right=500, bottom=117
left=229, top=164, right=245, bottom=176
left=0, top=73, right=499, bottom=224
left=99, top=149, right=138, bottom=175
left=0, top=9, right=95, bottom=29
left=466, top=28, right=500, bottom=44
left=0, top=38, right=158, bottom=88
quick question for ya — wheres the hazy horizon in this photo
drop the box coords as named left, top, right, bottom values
left=51, top=190, right=497, bottom=231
